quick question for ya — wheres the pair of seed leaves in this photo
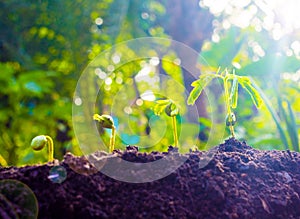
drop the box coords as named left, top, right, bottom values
left=187, top=72, right=263, bottom=109
left=153, top=99, right=179, bottom=117
left=93, top=114, right=114, bottom=129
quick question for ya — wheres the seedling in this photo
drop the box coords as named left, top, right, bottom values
left=93, top=114, right=116, bottom=152
left=154, top=99, right=179, bottom=147
left=188, top=68, right=263, bottom=137
left=31, top=135, right=54, bottom=162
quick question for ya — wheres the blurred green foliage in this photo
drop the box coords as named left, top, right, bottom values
left=0, top=62, right=73, bottom=165
left=0, top=0, right=187, bottom=165
left=0, top=0, right=300, bottom=167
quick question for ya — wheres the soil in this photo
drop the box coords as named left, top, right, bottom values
left=0, top=138, right=300, bottom=219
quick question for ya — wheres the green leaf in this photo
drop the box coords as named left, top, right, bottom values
left=153, top=99, right=170, bottom=115
left=165, top=102, right=179, bottom=117
left=187, top=74, right=217, bottom=105
left=155, top=99, right=171, bottom=105
left=187, top=84, right=203, bottom=105
left=93, top=114, right=114, bottom=129
left=153, top=99, right=180, bottom=117
left=237, top=76, right=251, bottom=84
left=230, top=77, right=239, bottom=108
left=238, top=77, right=263, bottom=108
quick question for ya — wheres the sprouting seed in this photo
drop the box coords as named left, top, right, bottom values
left=93, top=114, right=116, bottom=153
left=154, top=99, right=179, bottom=147
left=31, top=135, right=54, bottom=162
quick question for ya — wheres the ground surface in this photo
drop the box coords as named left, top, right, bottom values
left=0, top=138, right=300, bottom=219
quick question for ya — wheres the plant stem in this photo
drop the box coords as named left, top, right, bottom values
left=45, top=135, right=54, bottom=162
left=229, top=125, right=235, bottom=138
left=223, top=77, right=235, bottom=137
left=172, top=116, right=178, bottom=147
left=110, top=126, right=116, bottom=152
left=223, top=78, right=231, bottom=115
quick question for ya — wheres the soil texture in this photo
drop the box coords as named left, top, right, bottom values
left=0, top=138, right=300, bottom=219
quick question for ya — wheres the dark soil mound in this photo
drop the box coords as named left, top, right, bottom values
left=1, top=138, right=300, bottom=219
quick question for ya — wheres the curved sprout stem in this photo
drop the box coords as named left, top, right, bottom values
left=93, top=114, right=116, bottom=153
left=172, top=116, right=178, bottom=147
left=45, top=135, right=54, bottom=162
left=110, top=126, right=116, bottom=152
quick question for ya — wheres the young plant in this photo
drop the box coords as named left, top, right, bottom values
left=154, top=99, right=179, bottom=147
left=93, top=114, right=116, bottom=153
left=188, top=68, right=263, bottom=137
left=31, top=135, right=54, bottom=162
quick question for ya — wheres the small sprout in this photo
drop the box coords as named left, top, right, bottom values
left=188, top=68, right=263, bottom=138
left=154, top=99, right=179, bottom=147
left=165, top=102, right=179, bottom=117
left=93, top=114, right=116, bottom=153
left=31, top=135, right=54, bottom=162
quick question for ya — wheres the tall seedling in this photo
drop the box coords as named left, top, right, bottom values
left=188, top=69, right=263, bottom=137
